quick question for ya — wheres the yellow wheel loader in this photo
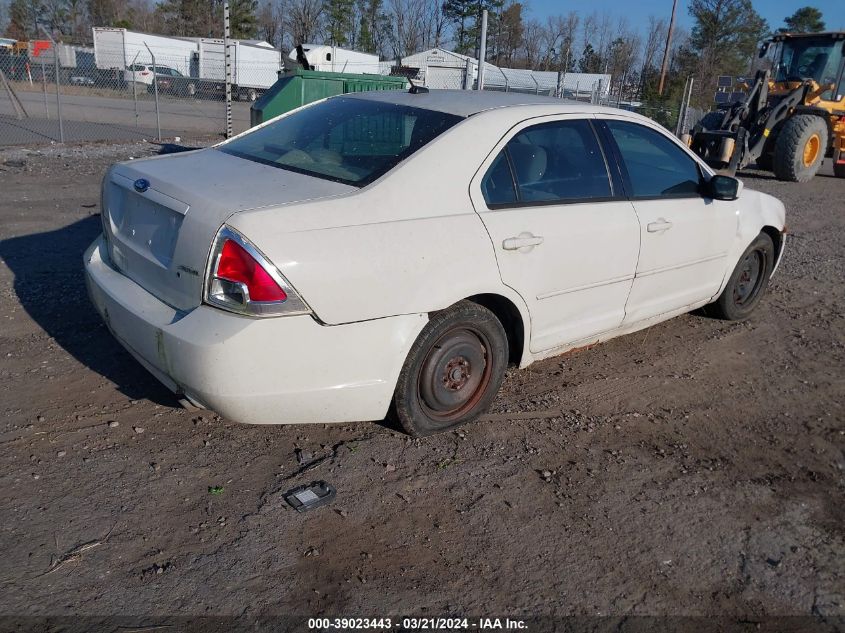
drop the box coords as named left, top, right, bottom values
left=690, top=32, right=845, bottom=182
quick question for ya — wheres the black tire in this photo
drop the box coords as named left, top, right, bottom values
left=391, top=301, right=508, bottom=437
left=772, top=115, right=828, bottom=182
left=699, top=111, right=726, bottom=131
left=834, top=161, right=845, bottom=179
left=708, top=233, right=775, bottom=321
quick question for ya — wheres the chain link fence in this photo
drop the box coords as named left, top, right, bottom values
left=0, top=39, right=283, bottom=148
left=2, top=37, right=702, bottom=148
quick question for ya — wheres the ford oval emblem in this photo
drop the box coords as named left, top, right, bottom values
left=133, top=178, right=150, bottom=193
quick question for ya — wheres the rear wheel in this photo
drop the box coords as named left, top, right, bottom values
left=772, top=115, right=828, bottom=182
left=391, top=301, right=508, bottom=437
left=708, top=233, right=775, bottom=321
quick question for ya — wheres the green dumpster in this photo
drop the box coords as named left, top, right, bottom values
left=250, top=69, right=409, bottom=127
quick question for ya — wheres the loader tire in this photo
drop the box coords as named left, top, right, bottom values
left=772, top=115, right=828, bottom=182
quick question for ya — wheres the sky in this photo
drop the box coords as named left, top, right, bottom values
left=530, top=1, right=845, bottom=37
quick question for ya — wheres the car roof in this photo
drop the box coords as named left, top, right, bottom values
left=341, top=89, right=620, bottom=118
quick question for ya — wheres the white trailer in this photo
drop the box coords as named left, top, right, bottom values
left=93, top=27, right=197, bottom=74
left=289, top=45, right=381, bottom=75
left=193, top=39, right=282, bottom=100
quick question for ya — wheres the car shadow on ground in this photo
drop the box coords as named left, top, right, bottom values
left=0, top=215, right=180, bottom=406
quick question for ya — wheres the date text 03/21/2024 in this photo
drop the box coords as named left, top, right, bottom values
left=307, top=618, right=528, bottom=630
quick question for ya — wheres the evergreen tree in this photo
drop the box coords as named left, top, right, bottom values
left=230, top=0, right=258, bottom=38
left=578, top=43, right=601, bottom=73
left=157, top=0, right=221, bottom=37
left=780, top=6, right=825, bottom=33
left=6, top=0, right=41, bottom=39
left=357, top=0, right=386, bottom=54
left=442, top=0, right=474, bottom=54
left=325, top=0, right=354, bottom=46
left=688, top=0, right=768, bottom=106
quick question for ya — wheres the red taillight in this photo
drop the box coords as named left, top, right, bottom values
left=205, top=227, right=310, bottom=317
left=215, top=239, right=287, bottom=302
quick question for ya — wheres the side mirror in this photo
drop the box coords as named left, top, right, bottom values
left=707, top=174, right=742, bottom=201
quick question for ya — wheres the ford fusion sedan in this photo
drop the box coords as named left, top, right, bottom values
left=84, top=90, right=786, bottom=436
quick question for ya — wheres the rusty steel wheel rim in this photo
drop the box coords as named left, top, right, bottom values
left=803, top=133, right=821, bottom=167
left=733, top=248, right=766, bottom=307
left=417, top=326, right=492, bottom=425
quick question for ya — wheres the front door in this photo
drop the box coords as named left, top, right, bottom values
left=469, top=116, right=641, bottom=353
left=599, top=118, right=738, bottom=323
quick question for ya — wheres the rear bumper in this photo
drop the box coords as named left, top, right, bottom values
left=84, top=235, right=427, bottom=424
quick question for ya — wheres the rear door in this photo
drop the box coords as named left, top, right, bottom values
left=469, top=115, right=641, bottom=354
left=598, top=117, right=738, bottom=323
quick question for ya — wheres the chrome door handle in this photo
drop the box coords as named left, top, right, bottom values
left=647, top=219, right=673, bottom=233
left=502, top=234, right=544, bottom=251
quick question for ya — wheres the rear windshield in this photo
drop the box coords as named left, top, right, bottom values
left=219, top=97, right=463, bottom=187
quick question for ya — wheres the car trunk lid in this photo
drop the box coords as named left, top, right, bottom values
left=102, top=148, right=355, bottom=311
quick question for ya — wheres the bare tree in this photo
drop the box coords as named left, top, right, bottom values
left=520, top=18, right=542, bottom=69
left=285, top=0, right=322, bottom=45
left=605, top=22, right=640, bottom=102
left=421, top=0, right=448, bottom=49
left=594, top=11, right=612, bottom=71
left=387, top=0, right=427, bottom=60
left=258, top=0, right=285, bottom=46
left=540, top=11, right=578, bottom=71
left=579, top=11, right=596, bottom=65
left=641, top=16, right=667, bottom=73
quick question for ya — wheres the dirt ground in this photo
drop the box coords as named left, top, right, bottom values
left=0, top=141, right=843, bottom=629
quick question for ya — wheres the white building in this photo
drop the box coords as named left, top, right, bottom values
left=397, top=47, right=611, bottom=99
left=395, top=48, right=495, bottom=89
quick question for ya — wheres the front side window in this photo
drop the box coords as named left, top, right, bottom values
left=220, top=97, right=462, bottom=186
left=605, top=121, right=701, bottom=198
left=480, top=119, right=612, bottom=207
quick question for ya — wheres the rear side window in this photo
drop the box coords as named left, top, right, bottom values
left=481, top=152, right=517, bottom=205
left=481, top=119, right=612, bottom=207
left=220, top=97, right=462, bottom=187
left=605, top=121, right=701, bottom=198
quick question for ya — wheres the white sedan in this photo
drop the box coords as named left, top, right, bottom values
left=84, top=90, right=786, bottom=436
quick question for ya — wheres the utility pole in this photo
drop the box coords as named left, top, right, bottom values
left=658, top=0, right=678, bottom=96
